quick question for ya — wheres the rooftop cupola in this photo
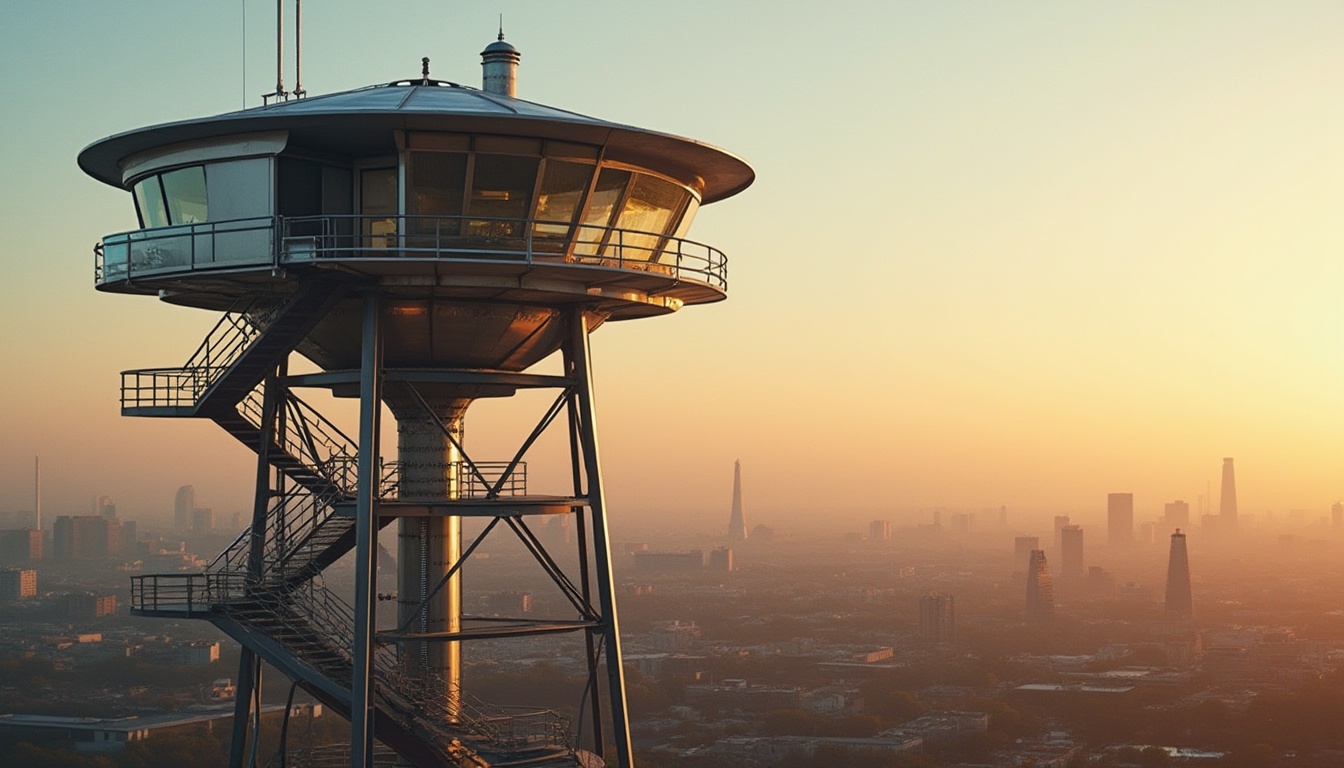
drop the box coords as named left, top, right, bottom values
left=480, top=31, right=520, bottom=97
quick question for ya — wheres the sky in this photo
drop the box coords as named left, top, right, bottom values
left=0, top=2, right=1340, bottom=536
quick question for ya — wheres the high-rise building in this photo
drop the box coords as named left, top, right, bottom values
left=1013, top=536, right=1039, bottom=570
left=1333, top=502, right=1343, bottom=530
left=1025, top=550, right=1054, bottom=623
left=1108, top=493, right=1134, bottom=547
left=173, top=485, right=195, bottom=531
left=33, top=456, right=41, bottom=532
left=94, top=495, right=117, bottom=519
left=52, top=516, right=124, bottom=560
left=918, top=594, right=955, bottom=644
left=1219, top=458, right=1238, bottom=533
left=0, top=568, right=37, bottom=601
left=191, top=507, right=215, bottom=534
left=1164, top=500, right=1190, bottom=531
left=708, top=547, right=734, bottom=572
left=0, top=529, right=43, bottom=562
left=728, top=460, right=747, bottom=542
left=1164, top=529, right=1193, bottom=618
left=869, top=520, right=891, bottom=542
left=1052, top=515, right=1070, bottom=556
left=1060, top=525, right=1084, bottom=579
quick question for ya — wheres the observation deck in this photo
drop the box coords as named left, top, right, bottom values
left=94, top=214, right=727, bottom=318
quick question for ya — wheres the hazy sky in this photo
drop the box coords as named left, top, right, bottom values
left=0, top=2, right=1340, bottom=533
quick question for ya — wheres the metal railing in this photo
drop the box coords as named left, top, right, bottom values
left=236, top=389, right=359, bottom=496
left=96, top=214, right=728, bottom=292
left=120, top=295, right=282, bottom=412
left=130, top=572, right=248, bottom=612
left=97, top=216, right=275, bottom=283
left=381, top=461, right=527, bottom=500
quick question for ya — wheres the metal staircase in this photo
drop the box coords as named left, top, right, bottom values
left=124, top=281, right=581, bottom=766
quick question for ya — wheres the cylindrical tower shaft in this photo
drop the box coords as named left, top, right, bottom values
left=393, top=397, right=469, bottom=717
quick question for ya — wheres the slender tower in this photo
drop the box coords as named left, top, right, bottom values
left=1219, top=458, right=1238, bottom=534
left=33, top=456, right=41, bottom=532
left=728, top=459, right=748, bottom=542
left=1164, top=529, right=1192, bottom=618
left=1025, top=550, right=1054, bottom=623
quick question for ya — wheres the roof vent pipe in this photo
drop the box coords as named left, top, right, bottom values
left=480, top=30, right=520, bottom=97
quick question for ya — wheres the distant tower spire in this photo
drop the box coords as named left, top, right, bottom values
left=1219, top=458, right=1238, bottom=534
left=728, top=459, right=748, bottom=541
left=1164, top=529, right=1193, bottom=618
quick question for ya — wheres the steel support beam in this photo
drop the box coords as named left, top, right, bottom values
left=567, top=308, right=634, bottom=767
left=350, top=294, right=382, bottom=768
left=230, top=370, right=282, bottom=768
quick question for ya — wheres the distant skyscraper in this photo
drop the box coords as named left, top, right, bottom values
left=919, top=594, right=955, bottom=643
left=1060, top=525, right=1084, bottom=579
left=1108, top=493, right=1134, bottom=547
left=191, top=507, right=215, bottom=534
left=1053, top=515, right=1070, bottom=556
left=94, top=495, right=117, bottom=519
left=1164, top=529, right=1193, bottom=618
left=1025, top=550, right=1054, bottom=623
left=1333, top=502, right=1343, bottom=530
left=1013, top=536, right=1039, bottom=570
left=33, top=457, right=41, bottom=531
left=1219, top=458, right=1238, bottom=533
left=174, top=485, right=194, bottom=531
left=869, top=520, right=891, bottom=542
left=53, top=515, right=123, bottom=560
left=1164, top=500, right=1190, bottom=531
left=728, top=460, right=747, bottom=542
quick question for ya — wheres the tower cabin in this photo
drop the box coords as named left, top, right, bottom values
left=80, top=64, right=752, bottom=374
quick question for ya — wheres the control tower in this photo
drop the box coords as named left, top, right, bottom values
left=79, top=37, right=751, bottom=768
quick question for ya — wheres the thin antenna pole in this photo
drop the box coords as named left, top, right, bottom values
left=294, top=0, right=304, bottom=97
left=241, top=0, right=246, bottom=108
left=275, top=0, right=285, bottom=99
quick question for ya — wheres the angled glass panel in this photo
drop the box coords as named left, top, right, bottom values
left=573, top=168, right=630, bottom=259
left=466, top=154, right=539, bottom=240
left=612, top=174, right=688, bottom=264
left=531, top=160, right=594, bottom=252
left=133, top=177, right=169, bottom=229
left=161, top=166, right=208, bottom=224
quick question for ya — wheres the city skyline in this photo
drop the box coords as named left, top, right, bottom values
left=1, top=3, right=1342, bottom=527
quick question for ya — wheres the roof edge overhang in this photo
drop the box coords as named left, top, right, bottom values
left=78, top=86, right=753, bottom=203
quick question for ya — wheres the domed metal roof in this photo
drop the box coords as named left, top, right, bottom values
left=78, top=80, right=754, bottom=203
left=481, top=38, right=520, bottom=55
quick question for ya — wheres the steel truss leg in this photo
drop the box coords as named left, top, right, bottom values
left=230, top=369, right=283, bottom=768
left=567, top=308, right=634, bottom=768
left=351, top=295, right=383, bottom=768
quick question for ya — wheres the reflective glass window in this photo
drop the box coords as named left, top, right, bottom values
left=467, top=154, right=539, bottom=237
left=360, top=168, right=398, bottom=251
left=161, top=166, right=208, bottom=224
left=612, top=174, right=688, bottom=259
left=532, top=160, right=594, bottom=239
left=408, top=151, right=468, bottom=239
left=133, top=177, right=169, bottom=229
left=574, top=168, right=630, bottom=256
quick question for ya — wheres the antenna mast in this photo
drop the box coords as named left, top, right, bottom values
left=294, top=0, right=305, bottom=98
left=263, top=0, right=289, bottom=103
